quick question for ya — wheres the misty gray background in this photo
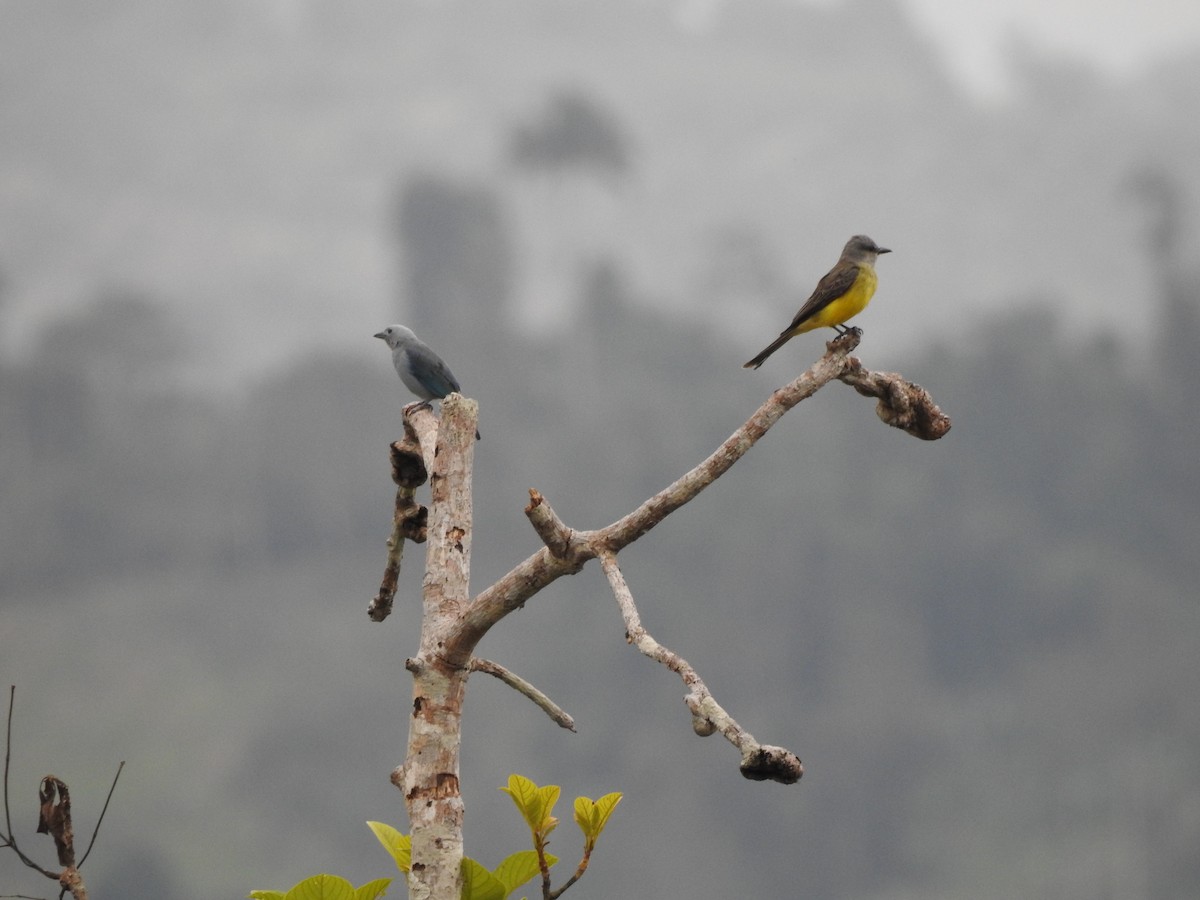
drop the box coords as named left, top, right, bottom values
left=2, top=1, right=1199, bottom=898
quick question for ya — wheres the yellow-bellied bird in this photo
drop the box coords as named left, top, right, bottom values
left=744, top=234, right=890, bottom=369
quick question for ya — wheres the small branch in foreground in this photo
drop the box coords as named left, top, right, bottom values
left=600, top=553, right=803, bottom=784
left=77, top=761, right=124, bottom=868
left=3, top=687, right=57, bottom=880
left=546, top=849, right=589, bottom=900
left=3, top=687, right=119, bottom=900
left=468, top=659, right=576, bottom=732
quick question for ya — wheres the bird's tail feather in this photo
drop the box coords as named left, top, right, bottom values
left=743, top=332, right=793, bottom=369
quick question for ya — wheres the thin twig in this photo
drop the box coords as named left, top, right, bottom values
left=468, top=659, right=576, bottom=732
left=546, top=845, right=591, bottom=900
left=76, top=761, right=123, bottom=868
left=2, top=687, right=60, bottom=878
left=4, top=685, right=14, bottom=843
left=600, top=552, right=803, bottom=784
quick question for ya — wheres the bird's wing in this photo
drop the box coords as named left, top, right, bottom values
left=785, top=262, right=861, bottom=330
left=404, top=342, right=462, bottom=397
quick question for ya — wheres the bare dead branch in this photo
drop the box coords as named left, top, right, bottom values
left=838, top=358, right=952, bottom=440
left=390, top=341, right=946, bottom=896
left=368, top=514, right=404, bottom=622
left=526, top=490, right=576, bottom=559
left=468, top=659, right=576, bottom=732
left=3, top=687, right=59, bottom=880
left=597, top=333, right=863, bottom=548
left=369, top=408, right=439, bottom=621
left=3, top=686, right=13, bottom=845
left=451, top=332, right=948, bottom=659
left=77, top=761, right=123, bottom=868
left=3, top=689, right=115, bottom=900
left=600, top=553, right=803, bottom=784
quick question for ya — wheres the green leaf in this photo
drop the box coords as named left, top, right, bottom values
left=535, top=785, right=561, bottom=832
left=573, top=796, right=597, bottom=838
left=353, top=877, right=393, bottom=900
left=248, top=874, right=372, bottom=900
left=284, top=873, right=356, bottom=900
left=492, top=850, right=557, bottom=895
left=574, top=792, right=622, bottom=845
left=461, top=856, right=506, bottom=900
left=591, top=792, right=622, bottom=835
left=366, top=821, right=411, bottom=873
left=500, top=774, right=541, bottom=832
left=501, top=775, right=561, bottom=839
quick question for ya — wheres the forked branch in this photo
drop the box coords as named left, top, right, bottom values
left=3, top=686, right=124, bottom=900
left=447, top=331, right=949, bottom=657
left=426, top=334, right=947, bottom=779
left=388, top=337, right=949, bottom=899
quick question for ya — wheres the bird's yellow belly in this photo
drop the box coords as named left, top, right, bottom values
left=800, top=268, right=878, bottom=333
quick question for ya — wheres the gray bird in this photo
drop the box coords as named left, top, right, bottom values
left=374, top=324, right=479, bottom=437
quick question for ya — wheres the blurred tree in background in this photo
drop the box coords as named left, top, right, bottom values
left=2, top=140, right=1198, bottom=900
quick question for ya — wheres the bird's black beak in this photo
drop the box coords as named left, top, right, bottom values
left=373, top=331, right=387, bottom=340
left=877, top=246, right=892, bottom=254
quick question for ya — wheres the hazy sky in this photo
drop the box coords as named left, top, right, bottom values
left=900, top=0, right=1200, bottom=95
left=3, top=0, right=1199, bottom=383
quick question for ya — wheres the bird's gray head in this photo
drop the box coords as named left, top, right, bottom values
left=374, top=324, right=418, bottom=350
left=843, top=234, right=891, bottom=263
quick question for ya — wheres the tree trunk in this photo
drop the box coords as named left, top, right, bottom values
left=396, top=395, right=478, bottom=900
